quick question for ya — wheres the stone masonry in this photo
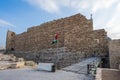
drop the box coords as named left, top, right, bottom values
left=6, top=13, right=109, bottom=69
left=6, top=13, right=109, bottom=55
left=7, top=47, right=87, bottom=69
left=6, top=13, right=93, bottom=51
left=96, top=68, right=120, bottom=80
left=109, top=39, right=120, bottom=69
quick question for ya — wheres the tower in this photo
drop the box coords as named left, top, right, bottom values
left=6, top=30, right=16, bottom=51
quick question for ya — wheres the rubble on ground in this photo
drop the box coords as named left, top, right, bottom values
left=0, top=53, right=36, bottom=70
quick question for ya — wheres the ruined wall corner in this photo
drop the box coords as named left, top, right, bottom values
left=6, top=30, right=16, bottom=51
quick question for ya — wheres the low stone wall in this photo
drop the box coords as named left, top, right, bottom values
left=6, top=47, right=88, bottom=69
left=35, top=47, right=88, bottom=69
left=96, top=68, right=120, bottom=80
left=5, top=51, right=36, bottom=61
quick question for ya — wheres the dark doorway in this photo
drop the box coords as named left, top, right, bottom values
left=11, top=48, right=14, bottom=51
left=101, top=57, right=110, bottom=68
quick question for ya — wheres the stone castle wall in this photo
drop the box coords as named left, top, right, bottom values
left=7, top=13, right=94, bottom=52
left=109, top=39, right=120, bottom=69
left=8, top=47, right=87, bottom=69
left=64, top=29, right=108, bottom=56
left=96, top=68, right=120, bottom=80
left=6, top=30, right=16, bottom=50
left=6, top=13, right=110, bottom=69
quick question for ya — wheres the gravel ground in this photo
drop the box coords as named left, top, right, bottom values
left=0, top=57, right=99, bottom=80
left=0, top=68, right=87, bottom=80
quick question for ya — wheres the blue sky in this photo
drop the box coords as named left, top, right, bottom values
left=0, top=0, right=120, bottom=48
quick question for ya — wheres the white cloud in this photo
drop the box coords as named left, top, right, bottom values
left=0, top=19, right=16, bottom=27
left=106, top=3, right=120, bottom=39
left=25, top=0, right=60, bottom=13
left=92, top=0, right=118, bottom=13
left=25, top=0, right=119, bottom=13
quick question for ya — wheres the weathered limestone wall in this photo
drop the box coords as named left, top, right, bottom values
left=10, top=13, right=93, bottom=52
left=6, top=30, right=16, bottom=51
left=8, top=47, right=86, bottom=69
left=36, top=47, right=86, bottom=69
left=64, top=29, right=109, bottom=56
left=96, top=68, right=120, bottom=80
left=109, top=39, right=120, bottom=69
left=6, top=13, right=109, bottom=69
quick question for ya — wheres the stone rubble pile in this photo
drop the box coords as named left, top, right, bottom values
left=0, top=54, right=16, bottom=61
left=0, top=53, right=36, bottom=70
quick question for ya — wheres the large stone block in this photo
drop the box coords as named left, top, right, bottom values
left=10, top=62, right=25, bottom=68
